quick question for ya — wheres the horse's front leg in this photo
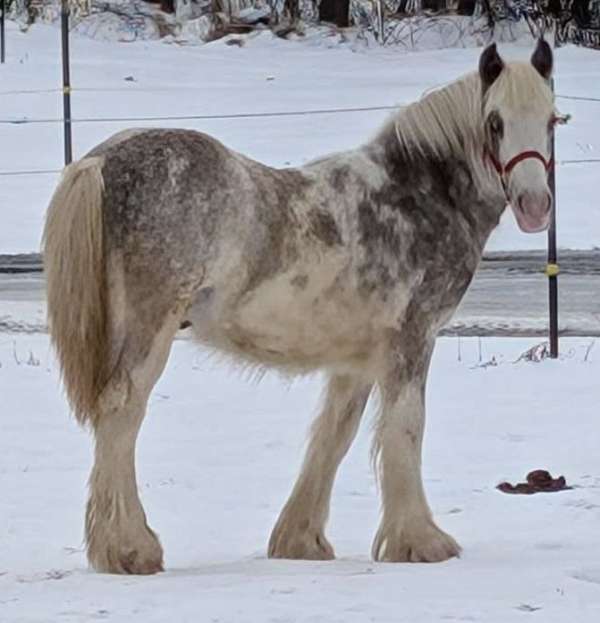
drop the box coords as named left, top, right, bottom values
left=372, top=337, right=460, bottom=563
left=269, top=374, right=372, bottom=560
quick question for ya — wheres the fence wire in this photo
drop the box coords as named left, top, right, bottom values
left=0, top=92, right=598, bottom=126
left=1, top=104, right=403, bottom=126
left=0, top=169, right=62, bottom=176
left=1, top=86, right=599, bottom=176
left=1, top=84, right=599, bottom=101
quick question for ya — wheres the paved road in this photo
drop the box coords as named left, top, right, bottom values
left=1, top=251, right=599, bottom=336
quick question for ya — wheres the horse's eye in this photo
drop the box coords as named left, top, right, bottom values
left=548, top=115, right=558, bottom=132
left=488, top=113, right=504, bottom=137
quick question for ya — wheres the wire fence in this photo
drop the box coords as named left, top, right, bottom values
left=0, top=104, right=403, bottom=125
left=10, top=81, right=600, bottom=101
left=2, top=83, right=600, bottom=101
left=1, top=86, right=599, bottom=176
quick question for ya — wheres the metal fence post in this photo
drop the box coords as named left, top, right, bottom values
left=547, top=77, right=559, bottom=358
left=376, top=0, right=384, bottom=44
left=61, top=0, right=73, bottom=165
left=1, top=0, right=6, bottom=64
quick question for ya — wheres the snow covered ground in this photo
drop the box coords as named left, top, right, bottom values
left=1, top=334, right=599, bottom=622
left=1, top=22, right=599, bottom=254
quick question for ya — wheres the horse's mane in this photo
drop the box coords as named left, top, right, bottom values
left=378, top=62, right=554, bottom=185
left=390, top=72, right=484, bottom=160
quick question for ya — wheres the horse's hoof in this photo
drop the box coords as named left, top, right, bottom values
left=87, top=526, right=164, bottom=574
left=118, top=549, right=164, bottom=575
left=372, top=520, right=461, bottom=563
left=268, top=520, right=335, bottom=561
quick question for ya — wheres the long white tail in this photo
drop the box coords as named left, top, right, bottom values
left=42, top=157, right=108, bottom=425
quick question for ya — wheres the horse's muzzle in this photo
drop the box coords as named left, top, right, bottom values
left=512, top=190, right=552, bottom=233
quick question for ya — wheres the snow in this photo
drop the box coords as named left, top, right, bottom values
left=1, top=334, right=599, bottom=621
left=1, top=22, right=600, bottom=254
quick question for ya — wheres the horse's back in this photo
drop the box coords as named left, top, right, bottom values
left=85, top=129, right=321, bottom=323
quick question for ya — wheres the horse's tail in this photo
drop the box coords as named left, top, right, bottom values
left=43, top=157, right=108, bottom=426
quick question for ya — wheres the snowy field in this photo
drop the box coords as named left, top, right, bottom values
left=1, top=22, right=599, bottom=253
left=1, top=334, right=599, bottom=622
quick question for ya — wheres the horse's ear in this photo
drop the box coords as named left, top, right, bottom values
left=479, top=43, right=504, bottom=90
left=531, top=38, right=553, bottom=80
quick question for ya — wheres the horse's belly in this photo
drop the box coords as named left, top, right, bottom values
left=189, top=275, right=381, bottom=372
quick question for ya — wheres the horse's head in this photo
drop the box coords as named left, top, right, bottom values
left=479, top=40, right=556, bottom=233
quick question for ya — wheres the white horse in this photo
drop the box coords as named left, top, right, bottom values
left=43, top=41, right=556, bottom=573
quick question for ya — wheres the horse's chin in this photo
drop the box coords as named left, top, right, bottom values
left=510, top=203, right=551, bottom=234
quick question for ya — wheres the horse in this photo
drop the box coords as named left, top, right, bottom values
left=43, top=40, right=556, bottom=574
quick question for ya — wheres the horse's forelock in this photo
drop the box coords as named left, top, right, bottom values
left=483, top=62, right=554, bottom=117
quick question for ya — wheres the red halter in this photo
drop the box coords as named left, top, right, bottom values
left=486, top=150, right=553, bottom=180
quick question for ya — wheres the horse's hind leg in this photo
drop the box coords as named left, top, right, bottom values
left=269, top=374, right=372, bottom=560
left=86, top=311, right=182, bottom=574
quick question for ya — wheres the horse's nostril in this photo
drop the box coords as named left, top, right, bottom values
left=518, top=192, right=551, bottom=216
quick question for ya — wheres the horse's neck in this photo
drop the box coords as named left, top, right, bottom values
left=367, top=130, right=505, bottom=252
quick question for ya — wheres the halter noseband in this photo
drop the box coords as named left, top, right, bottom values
left=486, top=150, right=553, bottom=196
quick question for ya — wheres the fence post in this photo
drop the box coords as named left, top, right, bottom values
left=547, top=77, right=558, bottom=358
left=61, top=0, right=73, bottom=165
left=376, top=0, right=384, bottom=44
left=1, top=0, right=6, bottom=64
